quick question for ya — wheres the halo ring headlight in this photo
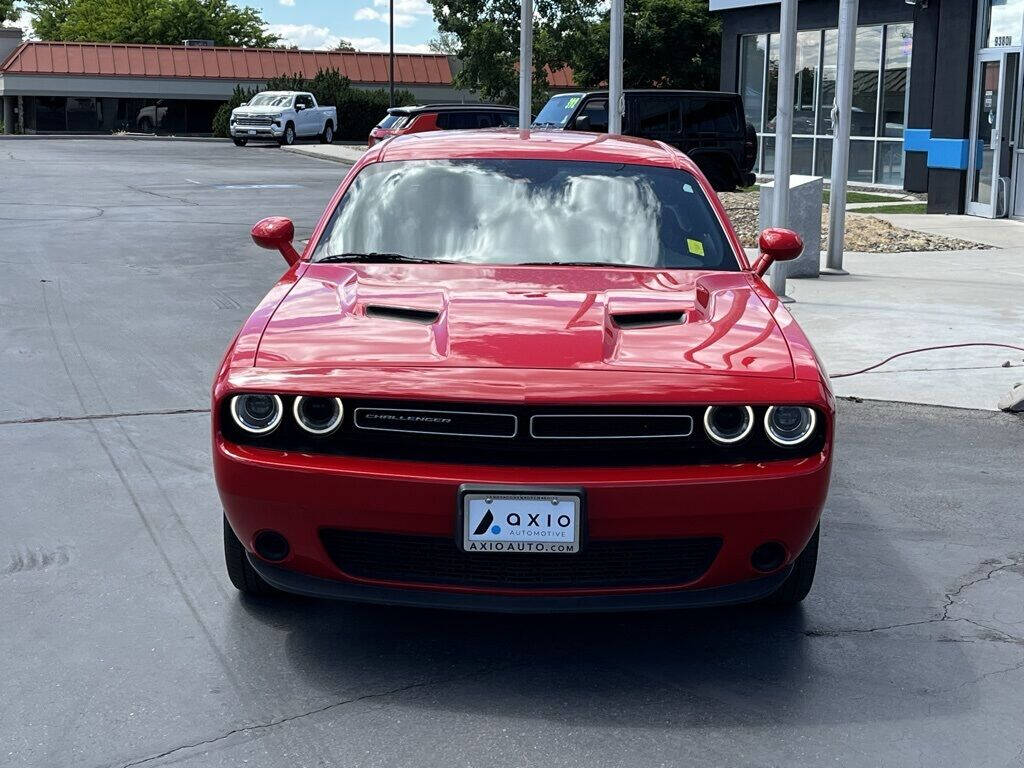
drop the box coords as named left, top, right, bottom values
left=293, top=396, right=344, bottom=435
left=230, top=394, right=283, bottom=435
left=764, top=406, right=817, bottom=446
left=703, top=405, right=755, bottom=444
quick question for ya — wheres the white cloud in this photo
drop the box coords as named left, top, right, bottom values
left=265, top=23, right=341, bottom=50
left=265, top=25, right=432, bottom=53
left=354, top=7, right=417, bottom=27
left=346, top=36, right=433, bottom=53
left=355, top=0, right=431, bottom=28
left=13, top=10, right=35, bottom=38
left=279, top=0, right=295, bottom=6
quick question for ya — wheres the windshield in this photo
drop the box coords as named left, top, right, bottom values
left=376, top=114, right=408, bottom=130
left=312, top=159, right=737, bottom=270
left=533, top=95, right=581, bottom=128
left=249, top=94, right=292, bottom=107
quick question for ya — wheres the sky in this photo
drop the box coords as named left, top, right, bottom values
left=12, top=0, right=443, bottom=53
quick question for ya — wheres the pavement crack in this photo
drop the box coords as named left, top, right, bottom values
left=111, top=665, right=507, bottom=768
left=940, top=554, right=1024, bottom=622
left=0, top=408, right=209, bottom=426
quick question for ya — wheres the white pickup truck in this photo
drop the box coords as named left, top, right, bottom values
left=229, top=91, right=337, bottom=147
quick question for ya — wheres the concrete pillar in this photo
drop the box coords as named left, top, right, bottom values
left=2, top=96, right=13, bottom=135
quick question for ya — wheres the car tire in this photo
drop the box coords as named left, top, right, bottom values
left=320, top=123, right=334, bottom=144
left=763, top=525, right=819, bottom=605
left=223, top=515, right=280, bottom=597
left=278, top=123, right=296, bottom=146
left=232, top=138, right=248, bottom=147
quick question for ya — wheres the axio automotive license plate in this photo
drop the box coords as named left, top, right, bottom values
left=462, top=492, right=581, bottom=553
left=248, top=129, right=257, bottom=135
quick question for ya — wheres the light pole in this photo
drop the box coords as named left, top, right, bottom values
left=519, top=0, right=533, bottom=131
left=608, top=0, right=624, bottom=135
left=769, top=0, right=797, bottom=302
left=824, top=0, right=859, bottom=275
left=389, top=0, right=395, bottom=108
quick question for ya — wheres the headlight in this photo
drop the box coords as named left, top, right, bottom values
left=230, top=394, right=283, bottom=434
left=703, top=405, right=754, bottom=444
left=293, top=396, right=344, bottom=435
left=764, top=406, right=816, bottom=446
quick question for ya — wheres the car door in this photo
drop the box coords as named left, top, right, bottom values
left=295, top=94, right=316, bottom=136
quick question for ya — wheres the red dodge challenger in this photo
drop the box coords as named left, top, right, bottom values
left=213, top=129, right=833, bottom=611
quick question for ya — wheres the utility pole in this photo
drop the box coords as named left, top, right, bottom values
left=519, top=0, right=533, bottom=130
left=824, top=0, right=859, bottom=275
left=769, top=0, right=797, bottom=302
left=389, top=0, right=395, bottom=108
left=608, top=0, right=624, bottom=134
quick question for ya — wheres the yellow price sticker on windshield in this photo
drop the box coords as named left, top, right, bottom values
left=686, top=239, right=705, bottom=257
left=566, top=97, right=581, bottom=108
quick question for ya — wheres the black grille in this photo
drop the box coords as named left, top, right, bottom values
left=320, top=529, right=722, bottom=589
left=221, top=399, right=827, bottom=467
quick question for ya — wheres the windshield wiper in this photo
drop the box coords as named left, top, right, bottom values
left=319, top=252, right=456, bottom=264
left=517, top=261, right=632, bottom=268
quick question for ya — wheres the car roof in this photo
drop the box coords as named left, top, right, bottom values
left=551, top=90, right=740, bottom=99
left=388, top=103, right=518, bottom=116
left=374, top=129, right=696, bottom=172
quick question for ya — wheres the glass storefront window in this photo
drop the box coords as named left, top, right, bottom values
left=740, top=34, right=767, bottom=132
left=852, top=26, right=882, bottom=137
left=794, top=31, right=821, bottom=135
left=875, top=140, right=905, bottom=186
left=819, top=29, right=838, bottom=135
left=984, top=0, right=1024, bottom=48
left=881, top=24, right=912, bottom=137
left=738, top=21, right=909, bottom=187
left=792, top=137, right=814, bottom=174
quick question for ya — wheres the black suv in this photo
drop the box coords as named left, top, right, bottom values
left=533, top=90, right=758, bottom=191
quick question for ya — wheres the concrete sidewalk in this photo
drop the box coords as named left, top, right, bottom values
left=282, top=142, right=367, bottom=165
left=783, top=248, right=1023, bottom=411
left=874, top=213, right=1024, bottom=248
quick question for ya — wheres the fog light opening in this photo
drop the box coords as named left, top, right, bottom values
left=751, top=541, right=787, bottom=573
left=254, top=530, right=290, bottom=562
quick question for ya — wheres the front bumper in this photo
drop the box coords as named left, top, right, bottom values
left=216, top=436, right=831, bottom=606
left=230, top=124, right=284, bottom=138
left=251, top=556, right=794, bottom=612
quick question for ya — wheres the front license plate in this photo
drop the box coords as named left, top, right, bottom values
left=248, top=130, right=257, bottom=135
left=462, top=492, right=581, bottom=553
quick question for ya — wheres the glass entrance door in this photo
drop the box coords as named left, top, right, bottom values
left=968, top=51, right=1019, bottom=217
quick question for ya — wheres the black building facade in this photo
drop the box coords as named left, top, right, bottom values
left=716, top=0, right=1024, bottom=219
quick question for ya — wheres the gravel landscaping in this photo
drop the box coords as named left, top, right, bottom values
left=720, top=190, right=992, bottom=252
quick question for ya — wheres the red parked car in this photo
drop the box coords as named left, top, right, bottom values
left=214, top=130, right=833, bottom=611
left=367, top=103, right=518, bottom=146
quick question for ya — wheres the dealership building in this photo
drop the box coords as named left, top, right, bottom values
left=714, top=0, right=1024, bottom=218
left=0, top=29, right=506, bottom=136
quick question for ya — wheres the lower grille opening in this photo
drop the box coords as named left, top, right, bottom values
left=320, top=529, right=722, bottom=589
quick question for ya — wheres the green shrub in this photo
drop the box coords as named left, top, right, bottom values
left=210, top=69, right=417, bottom=141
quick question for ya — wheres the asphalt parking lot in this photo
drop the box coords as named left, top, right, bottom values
left=2, top=139, right=1023, bottom=768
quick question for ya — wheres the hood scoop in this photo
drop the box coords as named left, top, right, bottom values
left=365, top=304, right=441, bottom=325
left=611, top=310, right=687, bottom=329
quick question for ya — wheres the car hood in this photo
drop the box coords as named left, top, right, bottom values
left=255, top=264, right=794, bottom=378
left=232, top=106, right=287, bottom=116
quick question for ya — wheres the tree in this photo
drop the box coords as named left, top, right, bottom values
left=428, top=0, right=591, bottom=108
left=24, top=0, right=279, bottom=47
left=567, top=0, right=721, bottom=91
left=1, top=0, right=19, bottom=25
left=428, top=0, right=721, bottom=106
left=334, top=39, right=355, bottom=51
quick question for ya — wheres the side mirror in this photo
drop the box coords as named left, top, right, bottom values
left=752, top=227, right=803, bottom=277
left=240, top=101, right=249, bottom=107
left=295, top=103, right=305, bottom=111
left=251, top=217, right=301, bottom=266
left=573, top=115, right=591, bottom=131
